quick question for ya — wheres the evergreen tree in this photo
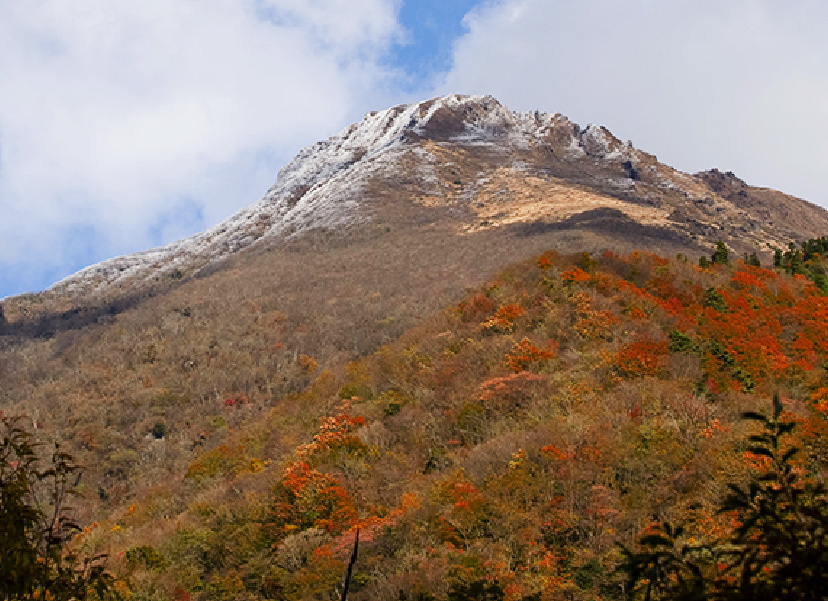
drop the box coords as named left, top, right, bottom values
left=711, top=240, right=730, bottom=265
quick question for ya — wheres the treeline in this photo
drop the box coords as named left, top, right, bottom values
left=774, top=236, right=828, bottom=292
left=697, top=236, right=828, bottom=293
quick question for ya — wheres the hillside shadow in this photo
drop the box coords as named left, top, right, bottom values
left=514, top=207, right=686, bottom=243
left=1, top=292, right=150, bottom=339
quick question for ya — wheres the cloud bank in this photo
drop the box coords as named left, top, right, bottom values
left=0, top=0, right=403, bottom=296
left=438, top=0, right=828, bottom=207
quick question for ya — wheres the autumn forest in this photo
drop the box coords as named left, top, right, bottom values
left=4, top=238, right=828, bottom=600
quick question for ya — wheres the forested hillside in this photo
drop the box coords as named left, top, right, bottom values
left=11, top=246, right=823, bottom=600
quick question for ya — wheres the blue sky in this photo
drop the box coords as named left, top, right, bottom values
left=391, top=0, right=482, bottom=88
left=1, top=0, right=827, bottom=298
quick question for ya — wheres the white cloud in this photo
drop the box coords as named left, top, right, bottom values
left=0, top=0, right=403, bottom=295
left=438, top=0, right=828, bottom=207
left=256, top=0, right=402, bottom=54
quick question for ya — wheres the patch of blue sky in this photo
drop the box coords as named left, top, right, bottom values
left=147, top=197, right=205, bottom=249
left=391, top=0, right=483, bottom=91
left=0, top=264, right=64, bottom=298
left=0, top=224, right=101, bottom=298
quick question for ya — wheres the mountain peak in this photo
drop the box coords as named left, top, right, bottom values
left=27, top=94, right=828, bottom=321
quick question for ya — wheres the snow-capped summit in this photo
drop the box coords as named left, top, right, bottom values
left=42, top=94, right=828, bottom=308
left=48, top=95, right=582, bottom=294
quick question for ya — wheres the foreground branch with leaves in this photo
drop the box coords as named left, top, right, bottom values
left=619, top=393, right=828, bottom=601
left=0, top=415, right=120, bottom=601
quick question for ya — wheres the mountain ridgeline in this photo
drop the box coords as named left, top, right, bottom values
left=1, top=95, right=828, bottom=600
left=3, top=94, right=828, bottom=333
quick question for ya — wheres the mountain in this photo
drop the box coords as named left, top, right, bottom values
left=2, top=94, right=828, bottom=599
left=4, top=94, right=827, bottom=330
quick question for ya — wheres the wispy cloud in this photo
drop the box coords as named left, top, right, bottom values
left=438, top=0, right=828, bottom=207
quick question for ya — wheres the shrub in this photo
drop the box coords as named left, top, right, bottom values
left=481, top=304, right=525, bottom=333
left=151, top=422, right=166, bottom=439
left=125, top=546, right=167, bottom=571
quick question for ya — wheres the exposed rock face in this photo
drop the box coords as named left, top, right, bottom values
left=696, top=168, right=748, bottom=193
left=9, top=94, right=828, bottom=326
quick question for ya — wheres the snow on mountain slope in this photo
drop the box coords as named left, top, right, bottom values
left=49, top=94, right=608, bottom=295
left=44, top=92, right=828, bottom=302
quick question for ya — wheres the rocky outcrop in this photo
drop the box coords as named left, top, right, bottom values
left=695, top=168, right=748, bottom=193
